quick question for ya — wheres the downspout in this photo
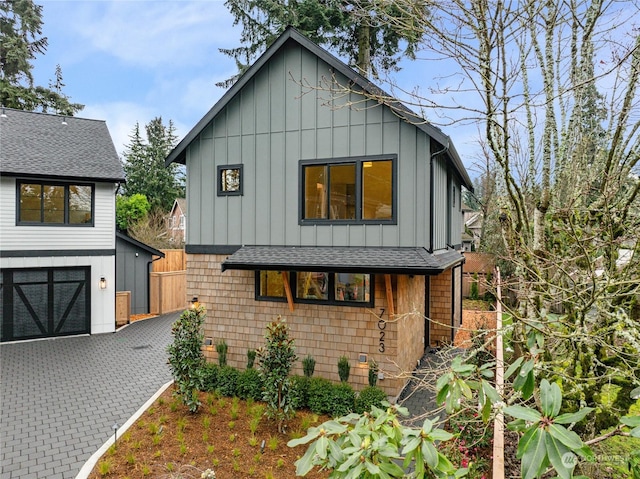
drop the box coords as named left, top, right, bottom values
left=147, top=256, right=164, bottom=314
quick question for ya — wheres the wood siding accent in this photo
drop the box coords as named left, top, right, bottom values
left=0, top=177, right=117, bottom=251
left=185, top=42, right=437, bottom=250
left=188, top=253, right=430, bottom=397
left=115, top=291, right=131, bottom=327
left=152, top=249, right=186, bottom=272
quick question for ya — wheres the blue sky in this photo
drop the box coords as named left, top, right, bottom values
left=31, top=0, right=483, bottom=176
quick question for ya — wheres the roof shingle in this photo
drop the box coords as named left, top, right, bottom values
left=0, top=108, right=125, bottom=182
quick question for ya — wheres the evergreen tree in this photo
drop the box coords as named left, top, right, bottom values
left=0, top=0, right=83, bottom=114
left=121, top=118, right=184, bottom=212
left=219, top=0, right=426, bottom=86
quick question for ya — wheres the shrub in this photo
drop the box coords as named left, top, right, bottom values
left=308, top=377, right=335, bottom=415
left=246, top=349, right=256, bottom=369
left=216, top=365, right=239, bottom=397
left=470, top=272, right=479, bottom=300
left=216, top=339, right=228, bottom=367
left=198, top=363, right=220, bottom=392
left=355, top=386, right=387, bottom=414
left=368, top=359, right=378, bottom=387
left=302, top=355, right=316, bottom=377
left=331, top=382, right=355, bottom=417
left=289, top=375, right=310, bottom=410
left=337, top=355, right=350, bottom=382
left=237, top=368, right=263, bottom=401
left=257, top=316, right=298, bottom=432
left=167, top=306, right=206, bottom=412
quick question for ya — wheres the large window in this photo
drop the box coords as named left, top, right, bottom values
left=300, top=155, right=395, bottom=223
left=256, top=271, right=373, bottom=307
left=17, top=181, right=93, bottom=226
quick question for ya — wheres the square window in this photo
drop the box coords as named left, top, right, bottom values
left=217, top=164, right=243, bottom=196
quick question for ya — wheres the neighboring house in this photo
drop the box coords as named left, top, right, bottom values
left=167, top=198, right=187, bottom=244
left=461, top=252, right=495, bottom=299
left=115, top=232, right=165, bottom=315
left=165, top=28, right=474, bottom=395
left=464, top=209, right=483, bottom=251
left=0, top=108, right=125, bottom=342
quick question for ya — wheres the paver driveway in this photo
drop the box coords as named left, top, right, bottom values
left=0, top=312, right=178, bottom=479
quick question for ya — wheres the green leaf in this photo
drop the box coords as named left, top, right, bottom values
left=429, top=428, right=454, bottom=442
left=316, top=435, right=328, bottom=459
left=521, top=370, right=535, bottom=400
left=451, top=356, right=475, bottom=375
left=503, top=405, right=542, bottom=423
left=294, top=441, right=319, bottom=476
left=520, top=428, right=549, bottom=479
left=421, top=440, right=439, bottom=468
left=505, top=356, right=524, bottom=380
left=554, top=408, right=594, bottom=424
left=540, top=379, right=562, bottom=418
left=620, top=415, right=640, bottom=427
left=482, top=379, right=502, bottom=404
left=548, top=424, right=584, bottom=450
left=379, top=461, right=405, bottom=476
left=436, top=382, right=450, bottom=406
left=364, top=460, right=381, bottom=474
left=545, top=431, right=573, bottom=479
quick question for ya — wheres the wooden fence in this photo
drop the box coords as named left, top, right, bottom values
left=115, top=291, right=131, bottom=327
left=153, top=249, right=187, bottom=272
left=150, top=270, right=187, bottom=315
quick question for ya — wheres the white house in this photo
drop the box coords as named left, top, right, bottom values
left=0, top=108, right=125, bottom=341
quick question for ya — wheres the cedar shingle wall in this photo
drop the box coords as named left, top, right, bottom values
left=429, top=271, right=453, bottom=347
left=187, top=254, right=429, bottom=397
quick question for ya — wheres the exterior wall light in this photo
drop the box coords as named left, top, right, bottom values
left=358, top=353, right=368, bottom=365
left=99, top=277, right=107, bottom=290
left=190, top=296, right=199, bottom=309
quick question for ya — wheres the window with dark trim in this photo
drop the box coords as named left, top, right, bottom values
left=255, top=271, right=374, bottom=307
left=217, top=164, right=243, bottom=196
left=17, top=181, right=94, bottom=226
left=300, top=155, right=396, bottom=224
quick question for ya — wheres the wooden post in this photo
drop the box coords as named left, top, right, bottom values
left=281, top=271, right=295, bottom=312
left=384, top=274, right=395, bottom=317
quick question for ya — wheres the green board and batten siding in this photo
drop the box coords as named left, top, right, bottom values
left=186, top=40, right=458, bottom=250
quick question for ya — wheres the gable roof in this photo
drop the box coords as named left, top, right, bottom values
left=170, top=198, right=187, bottom=216
left=0, top=108, right=125, bottom=182
left=165, top=27, right=473, bottom=191
left=116, top=232, right=166, bottom=258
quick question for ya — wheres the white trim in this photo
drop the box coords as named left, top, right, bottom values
left=75, top=380, right=174, bottom=479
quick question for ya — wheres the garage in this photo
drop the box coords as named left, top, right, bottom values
left=1, top=266, right=90, bottom=342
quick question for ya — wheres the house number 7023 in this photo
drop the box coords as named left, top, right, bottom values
left=378, top=308, right=386, bottom=353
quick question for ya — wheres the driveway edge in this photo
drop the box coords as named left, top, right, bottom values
left=75, top=380, right=174, bottom=479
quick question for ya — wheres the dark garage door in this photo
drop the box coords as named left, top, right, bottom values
left=1, top=267, right=90, bottom=342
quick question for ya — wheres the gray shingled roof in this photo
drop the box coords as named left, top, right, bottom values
left=221, top=246, right=464, bottom=275
left=0, top=108, right=125, bottom=182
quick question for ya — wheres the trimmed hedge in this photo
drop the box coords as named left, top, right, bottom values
left=355, top=386, right=387, bottom=414
left=198, top=363, right=220, bottom=392
left=331, top=382, right=355, bottom=417
left=216, top=365, right=240, bottom=397
left=236, top=368, right=263, bottom=401
left=289, top=375, right=310, bottom=410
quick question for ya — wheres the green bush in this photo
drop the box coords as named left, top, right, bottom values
left=246, top=349, right=256, bottom=369
left=331, top=382, right=355, bottom=417
left=470, top=272, right=479, bottom=300
left=302, top=355, right=316, bottom=377
left=355, top=386, right=387, bottom=414
left=236, top=368, right=263, bottom=401
left=308, top=377, right=335, bottom=415
left=198, top=363, right=220, bottom=392
left=338, top=355, right=350, bottom=382
left=368, top=359, right=378, bottom=387
left=166, top=306, right=206, bottom=412
left=216, top=339, right=228, bottom=367
left=216, top=365, right=239, bottom=397
left=289, top=375, right=310, bottom=410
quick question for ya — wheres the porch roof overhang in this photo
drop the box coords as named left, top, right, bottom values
left=220, top=246, right=464, bottom=275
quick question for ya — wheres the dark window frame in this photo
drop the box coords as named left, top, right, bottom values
left=298, top=154, right=397, bottom=225
left=16, top=180, right=95, bottom=227
left=217, top=164, right=243, bottom=196
left=255, top=270, right=375, bottom=308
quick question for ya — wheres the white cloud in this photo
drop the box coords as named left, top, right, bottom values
left=71, top=1, right=239, bottom=69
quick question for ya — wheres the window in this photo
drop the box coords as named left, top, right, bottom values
left=179, top=215, right=185, bottom=229
left=300, top=155, right=395, bottom=223
left=255, top=271, right=373, bottom=306
left=217, top=164, right=243, bottom=196
left=17, top=181, right=93, bottom=226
